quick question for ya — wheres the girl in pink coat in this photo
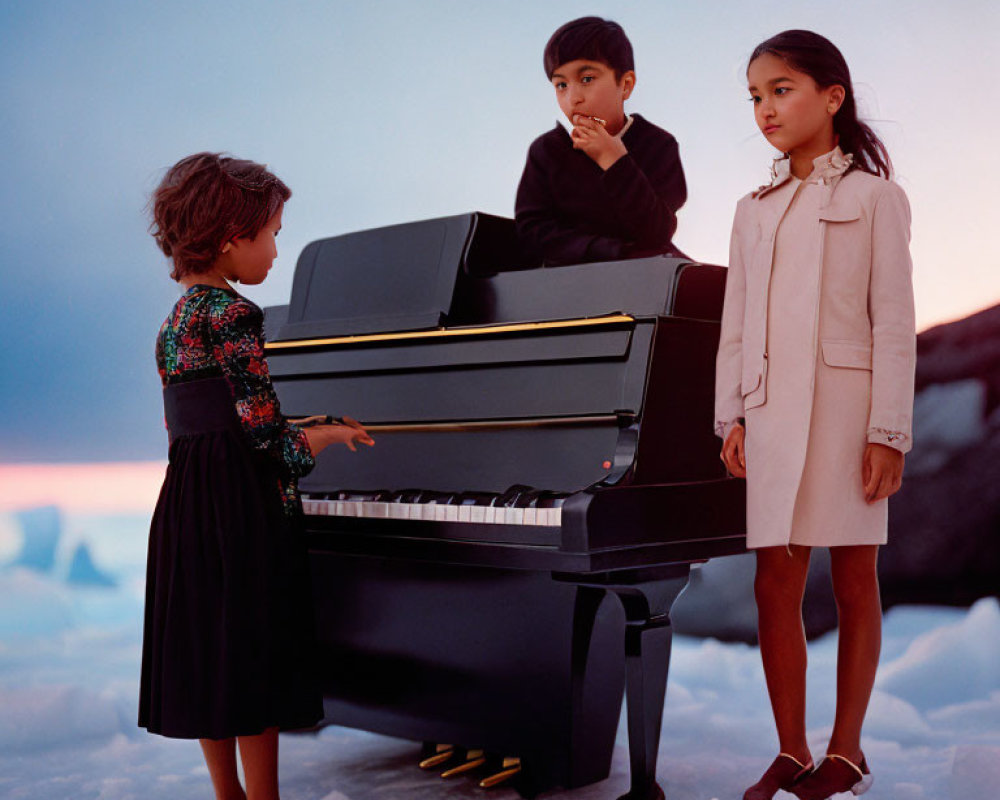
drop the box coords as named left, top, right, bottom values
left=715, top=30, right=916, bottom=800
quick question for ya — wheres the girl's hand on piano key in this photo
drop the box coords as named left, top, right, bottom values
left=721, top=423, right=746, bottom=478
left=303, top=423, right=374, bottom=455
left=338, top=416, right=375, bottom=451
left=332, top=422, right=375, bottom=452
left=339, top=415, right=367, bottom=434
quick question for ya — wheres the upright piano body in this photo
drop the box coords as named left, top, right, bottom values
left=263, top=213, right=746, bottom=799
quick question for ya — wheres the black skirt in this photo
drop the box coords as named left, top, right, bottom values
left=138, top=378, right=323, bottom=739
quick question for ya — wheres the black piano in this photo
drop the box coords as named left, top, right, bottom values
left=263, top=213, right=746, bottom=800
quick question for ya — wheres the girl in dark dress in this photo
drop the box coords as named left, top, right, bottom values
left=139, top=152, right=373, bottom=800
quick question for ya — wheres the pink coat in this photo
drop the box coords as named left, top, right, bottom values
left=715, top=149, right=916, bottom=548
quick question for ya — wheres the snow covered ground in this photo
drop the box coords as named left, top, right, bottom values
left=0, top=509, right=997, bottom=800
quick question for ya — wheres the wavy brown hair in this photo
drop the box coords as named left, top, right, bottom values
left=749, top=30, right=892, bottom=178
left=150, top=152, right=291, bottom=280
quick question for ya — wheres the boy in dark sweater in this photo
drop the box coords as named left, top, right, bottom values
left=515, top=17, right=687, bottom=266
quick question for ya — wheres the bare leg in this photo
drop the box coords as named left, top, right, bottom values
left=200, top=737, right=247, bottom=800
left=238, top=726, right=281, bottom=800
left=827, top=545, right=881, bottom=762
left=755, top=545, right=813, bottom=766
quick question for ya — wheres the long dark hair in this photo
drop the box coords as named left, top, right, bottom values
left=749, top=30, right=892, bottom=178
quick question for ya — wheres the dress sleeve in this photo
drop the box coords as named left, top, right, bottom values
left=515, top=140, right=625, bottom=266
left=715, top=200, right=748, bottom=440
left=210, top=299, right=316, bottom=478
left=866, top=181, right=916, bottom=453
left=599, top=133, right=686, bottom=253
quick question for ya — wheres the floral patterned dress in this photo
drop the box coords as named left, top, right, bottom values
left=139, top=284, right=324, bottom=739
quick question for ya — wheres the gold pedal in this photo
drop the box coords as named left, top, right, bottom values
left=440, top=749, right=486, bottom=778
left=479, top=757, right=521, bottom=789
left=419, top=745, right=454, bottom=769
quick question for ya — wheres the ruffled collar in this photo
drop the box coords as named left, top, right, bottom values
left=752, top=146, right=853, bottom=199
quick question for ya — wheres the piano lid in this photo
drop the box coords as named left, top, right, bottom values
left=273, top=212, right=528, bottom=342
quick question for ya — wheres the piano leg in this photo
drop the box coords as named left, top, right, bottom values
left=618, top=612, right=672, bottom=800
left=568, top=586, right=620, bottom=788
left=575, top=567, right=689, bottom=800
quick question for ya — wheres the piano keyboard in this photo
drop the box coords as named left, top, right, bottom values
left=302, top=498, right=563, bottom=527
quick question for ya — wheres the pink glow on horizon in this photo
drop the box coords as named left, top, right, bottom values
left=0, top=462, right=167, bottom=514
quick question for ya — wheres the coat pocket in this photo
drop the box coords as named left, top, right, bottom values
left=741, top=357, right=768, bottom=409
left=821, top=340, right=872, bottom=370
left=819, top=200, right=861, bottom=223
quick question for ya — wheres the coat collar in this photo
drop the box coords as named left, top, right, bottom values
left=752, top=146, right=853, bottom=199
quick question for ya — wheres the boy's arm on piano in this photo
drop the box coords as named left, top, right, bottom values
left=515, top=142, right=628, bottom=266
left=600, top=134, right=686, bottom=253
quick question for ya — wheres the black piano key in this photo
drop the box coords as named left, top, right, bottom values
left=419, top=491, right=458, bottom=505
left=500, top=484, right=535, bottom=507
left=534, top=491, right=569, bottom=508
left=457, top=492, right=499, bottom=506
left=392, top=489, right=426, bottom=503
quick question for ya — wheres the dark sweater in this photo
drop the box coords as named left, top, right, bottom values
left=514, top=113, right=687, bottom=266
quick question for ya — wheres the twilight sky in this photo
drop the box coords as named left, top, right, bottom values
left=1, top=0, right=998, bottom=462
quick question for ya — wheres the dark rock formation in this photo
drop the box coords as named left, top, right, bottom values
left=915, top=304, right=1000, bottom=404
left=677, top=305, right=1000, bottom=642
left=880, top=304, right=1000, bottom=610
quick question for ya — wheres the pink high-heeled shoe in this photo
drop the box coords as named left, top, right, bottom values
left=743, top=753, right=814, bottom=800
left=792, top=752, right=872, bottom=800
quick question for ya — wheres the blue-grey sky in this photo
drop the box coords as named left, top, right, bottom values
left=2, top=0, right=998, bottom=462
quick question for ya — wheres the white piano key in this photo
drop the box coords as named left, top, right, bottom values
left=505, top=507, right=524, bottom=525
left=301, top=498, right=563, bottom=527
